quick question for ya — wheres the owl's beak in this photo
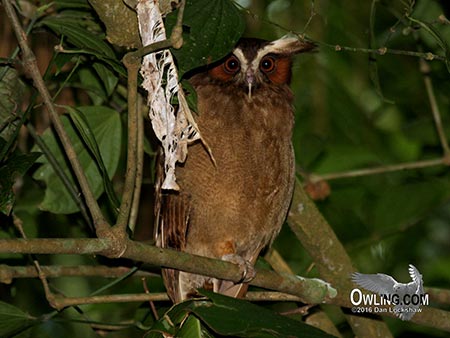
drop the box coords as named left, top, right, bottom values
left=246, top=69, right=255, bottom=100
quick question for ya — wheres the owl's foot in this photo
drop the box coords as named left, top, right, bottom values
left=221, top=254, right=256, bottom=283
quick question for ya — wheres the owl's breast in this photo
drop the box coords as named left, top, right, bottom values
left=176, top=80, right=295, bottom=257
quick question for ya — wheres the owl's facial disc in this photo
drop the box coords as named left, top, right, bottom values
left=207, top=37, right=315, bottom=98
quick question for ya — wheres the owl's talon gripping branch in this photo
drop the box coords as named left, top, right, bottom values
left=221, top=254, right=256, bottom=283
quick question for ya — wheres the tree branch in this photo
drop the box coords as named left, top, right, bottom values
left=2, top=0, right=108, bottom=233
left=0, top=237, right=335, bottom=305
left=0, top=265, right=158, bottom=283
left=115, top=51, right=140, bottom=234
left=36, top=291, right=305, bottom=308
left=288, top=179, right=393, bottom=338
left=1, top=235, right=448, bottom=331
left=288, top=178, right=450, bottom=334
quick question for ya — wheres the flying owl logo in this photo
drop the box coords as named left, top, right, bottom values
left=352, top=264, right=427, bottom=320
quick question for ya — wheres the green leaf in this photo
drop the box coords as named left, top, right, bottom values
left=192, top=290, right=334, bottom=338
left=149, top=293, right=333, bottom=338
left=65, top=106, right=120, bottom=213
left=146, top=300, right=199, bottom=337
left=0, top=67, right=27, bottom=157
left=78, top=67, right=107, bottom=105
left=0, top=143, right=41, bottom=215
left=54, top=0, right=91, bottom=10
left=42, top=17, right=114, bottom=58
left=177, top=315, right=214, bottom=338
left=181, top=80, right=198, bottom=114
left=0, top=301, right=36, bottom=337
left=40, top=15, right=125, bottom=76
left=166, top=0, right=245, bottom=76
left=93, top=62, right=118, bottom=97
left=33, top=106, right=121, bottom=214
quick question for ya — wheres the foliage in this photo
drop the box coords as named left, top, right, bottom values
left=0, top=0, right=449, bottom=337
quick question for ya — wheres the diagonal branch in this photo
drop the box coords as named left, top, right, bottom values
left=2, top=0, right=109, bottom=234
left=288, top=178, right=394, bottom=338
left=420, top=58, right=450, bottom=159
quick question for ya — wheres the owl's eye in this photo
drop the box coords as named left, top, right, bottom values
left=260, top=56, right=276, bottom=73
left=224, top=56, right=240, bottom=74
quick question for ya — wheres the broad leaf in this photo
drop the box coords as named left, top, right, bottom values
left=0, top=67, right=26, bottom=158
left=42, top=17, right=114, bottom=58
left=148, top=292, right=334, bottom=338
left=33, top=106, right=121, bottom=214
left=92, top=62, right=119, bottom=97
left=66, top=106, right=120, bottom=212
left=40, top=14, right=125, bottom=76
left=166, top=0, right=245, bottom=76
left=0, top=301, right=36, bottom=337
left=177, top=315, right=214, bottom=338
left=193, top=290, right=334, bottom=338
left=0, top=141, right=41, bottom=215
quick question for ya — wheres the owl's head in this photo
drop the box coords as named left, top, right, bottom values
left=208, top=36, right=315, bottom=97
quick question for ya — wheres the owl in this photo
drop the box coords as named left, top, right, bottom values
left=155, top=36, right=315, bottom=303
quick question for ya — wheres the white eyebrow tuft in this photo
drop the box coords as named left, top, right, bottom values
left=232, top=48, right=248, bottom=68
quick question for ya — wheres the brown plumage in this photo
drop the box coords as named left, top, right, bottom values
left=155, top=37, right=315, bottom=303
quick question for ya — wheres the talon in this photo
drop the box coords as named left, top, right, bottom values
left=221, top=254, right=256, bottom=283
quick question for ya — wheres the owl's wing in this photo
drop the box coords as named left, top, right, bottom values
left=154, top=150, right=191, bottom=302
left=351, top=272, right=397, bottom=295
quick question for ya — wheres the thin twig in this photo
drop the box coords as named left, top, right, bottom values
left=420, top=58, right=450, bottom=159
left=301, top=0, right=316, bottom=34
left=328, top=43, right=443, bottom=61
left=142, top=278, right=159, bottom=320
left=236, top=2, right=446, bottom=62
left=310, top=157, right=446, bottom=182
left=12, top=214, right=57, bottom=308
left=3, top=0, right=109, bottom=234
left=279, top=304, right=315, bottom=316
left=0, top=265, right=157, bottom=282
